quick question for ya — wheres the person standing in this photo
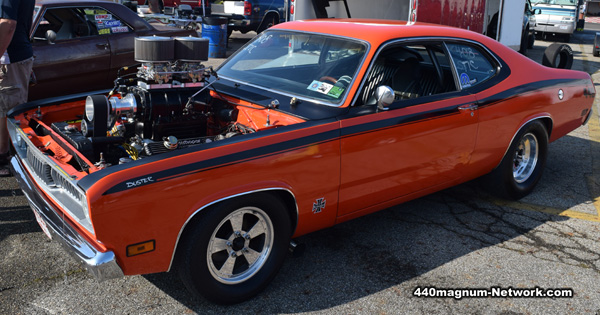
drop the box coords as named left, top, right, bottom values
left=0, top=0, right=35, bottom=176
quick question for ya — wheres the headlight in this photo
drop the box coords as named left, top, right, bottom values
left=16, top=133, right=23, bottom=148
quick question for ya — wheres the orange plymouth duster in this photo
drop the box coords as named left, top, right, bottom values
left=7, top=20, right=594, bottom=303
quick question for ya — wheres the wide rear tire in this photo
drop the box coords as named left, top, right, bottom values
left=176, top=193, right=291, bottom=304
left=485, top=121, right=548, bottom=200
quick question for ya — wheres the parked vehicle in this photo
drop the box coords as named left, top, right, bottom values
left=161, top=0, right=212, bottom=15
left=532, top=0, right=583, bottom=42
left=212, top=0, right=285, bottom=34
left=8, top=19, right=594, bottom=304
left=29, top=0, right=196, bottom=101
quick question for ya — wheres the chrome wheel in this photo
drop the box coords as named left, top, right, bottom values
left=207, top=207, right=274, bottom=284
left=512, top=132, right=539, bottom=183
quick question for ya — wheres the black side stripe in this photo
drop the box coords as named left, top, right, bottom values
left=477, top=78, right=587, bottom=108
left=103, top=129, right=340, bottom=195
left=340, top=104, right=461, bottom=137
left=99, top=78, right=586, bottom=195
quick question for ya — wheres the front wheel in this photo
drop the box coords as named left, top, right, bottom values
left=485, top=121, right=548, bottom=200
left=176, top=193, right=291, bottom=304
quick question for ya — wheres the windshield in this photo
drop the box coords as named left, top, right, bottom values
left=218, top=31, right=368, bottom=105
left=531, top=0, right=578, bottom=6
left=33, top=5, right=41, bottom=19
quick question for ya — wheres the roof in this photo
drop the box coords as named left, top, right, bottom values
left=272, top=19, right=494, bottom=48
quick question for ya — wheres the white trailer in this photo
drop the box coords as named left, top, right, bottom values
left=287, top=0, right=532, bottom=52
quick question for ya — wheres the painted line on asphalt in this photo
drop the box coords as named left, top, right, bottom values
left=490, top=198, right=600, bottom=223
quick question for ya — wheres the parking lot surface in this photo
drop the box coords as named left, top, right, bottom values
left=1, top=30, right=600, bottom=314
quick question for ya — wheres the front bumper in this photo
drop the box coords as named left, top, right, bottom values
left=534, top=23, right=574, bottom=35
left=10, top=156, right=124, bottom=281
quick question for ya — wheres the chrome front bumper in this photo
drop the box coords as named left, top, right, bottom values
left=534, top=23, right=574, bottom=35
left=10, top=156, right=124, bottom=281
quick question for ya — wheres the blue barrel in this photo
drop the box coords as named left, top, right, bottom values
left=201, top=17, right=228, bottom=58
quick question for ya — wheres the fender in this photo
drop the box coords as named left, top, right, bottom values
left=167, top=186, right=298, bottom=271
left=494, top=114, right=553, bottom=170
left=259, top=10, right=280, bottom=26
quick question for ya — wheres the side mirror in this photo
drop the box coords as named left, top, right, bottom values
left=374, top=85, right=394, bottom=111
left=46, top=30, right=56, bottom=44
left=533, top=8, right=541, bottom=15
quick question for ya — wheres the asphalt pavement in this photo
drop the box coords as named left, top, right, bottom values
left=1, top=28, right=600, bottom=314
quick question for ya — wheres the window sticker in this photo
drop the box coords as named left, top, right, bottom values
left=95, top=14, right=113, bottom=21
left=459, top=73, right=476, bottom=88
left=327, top=86, right=344, bottom=98
left=98, top=28, right=111, bottom=35
left=104, top=20, right=122, bottom=27
left=111, top=26, right=129, bottom=33
left=307, top=80, right=333, bottom=95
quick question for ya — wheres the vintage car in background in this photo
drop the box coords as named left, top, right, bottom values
left=8, top=19, right=594, bottom=303
left=29, top=0, right=196, bottom=101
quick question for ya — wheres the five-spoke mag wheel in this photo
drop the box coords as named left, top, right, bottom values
left=177, top=193, right=291, bottom=304
left=207, top=207, right=274, bottom=284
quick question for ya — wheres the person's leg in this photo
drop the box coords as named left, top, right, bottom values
left=0, top=116, right=8, bottom=155
left=0, top=116, right=10, bottom=176
left=0, top=58, right=34, bottom=176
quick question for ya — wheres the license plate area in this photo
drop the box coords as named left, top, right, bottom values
left=33, top=210, right=53, bottom=240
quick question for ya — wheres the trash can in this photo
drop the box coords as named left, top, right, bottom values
left=201, top=17, right=228, bottom=58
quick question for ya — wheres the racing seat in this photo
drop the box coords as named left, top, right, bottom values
left=360, top=59, right=398, bottom=105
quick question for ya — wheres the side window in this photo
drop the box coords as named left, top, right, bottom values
left=358, top=43, right=457, bottom=105
left=32, top=7, right=131, bottom=42
left=446, top=43, right=496, bottom=89
left=85, top=7, right=132, bottom=36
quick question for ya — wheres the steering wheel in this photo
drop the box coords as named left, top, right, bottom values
left=319, top=76, right=338, bottom=84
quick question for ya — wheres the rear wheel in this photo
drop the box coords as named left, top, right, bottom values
left=176, top=193, right=291, bottom=304
left=519, top=25, right=529, bottom=54
left=485, top=121, right=548, bottom=200
left=527, top=33, right=535, bottom=49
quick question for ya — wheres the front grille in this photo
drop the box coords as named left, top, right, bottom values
left=9, top=118, right=93, bottom=234
left=50, top=168, right=83, bottom=201
left=25, top=146, right=84, bottom=205
left=27, top=148, right=53, bottom=186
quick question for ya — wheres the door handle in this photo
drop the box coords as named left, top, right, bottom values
left=96, top=43, right=109, bottom=50
left=458, top=104, right=478, bottom=112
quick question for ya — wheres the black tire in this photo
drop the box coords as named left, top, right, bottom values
left=485, top=121, right=548, bottom=200
left=519, top=25, right=529, bottom=54
left=527, top=33, right=535, bottom=49
left=176, top=193, right=291, bottom=304
left=542, top=43, right=573, bottom=69
left=257, top=13, right=278, bottom=34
